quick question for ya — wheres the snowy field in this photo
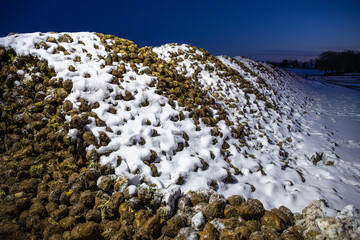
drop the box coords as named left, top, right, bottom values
left=285, top=68, right=360, bottom=91
left=303, top=80, right=360, bottom=164
left=279, top=70, right=360, bottom=215
left=292, top=75, right=360, bottom=216
left=308, top=75, right=360, bottom=91
left=1, top=32, right=359, bottom=217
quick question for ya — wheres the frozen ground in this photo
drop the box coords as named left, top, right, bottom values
left=308, top=75, right=360, bottom=91
left=303, top=79, right=360, bottom=163
left=280, top=71, right=360, bottom=215
left=282, top=69, right=360, bottom=165
left=285, top=67, right=360, bottom=91
left=1, top=32, right=359, bottom=216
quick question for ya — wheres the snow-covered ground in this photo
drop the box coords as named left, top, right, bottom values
left=286, top=75, right=360, bottom=215
left=285, top=68, right=360, bottom=91
left=301, top=79, right=360, bottom=164
left=308, top=75, right=360, bottom=91
left=1, top=32, right=359, bottom=216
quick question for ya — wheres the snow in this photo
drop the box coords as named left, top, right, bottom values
left=127, top=185, right=137, bottom=197
left=191, top=212, right=206, bottom=231
left=162, top=185, right=182, bottom=209
left=308, top=75, right=360, bottom=91
left=210, top=219, right=225, bottom=231
left=68, top=129, right=78, bottom=140
left=178, top=227, right=199, bottom=239
left=1, top=33, right=360, bottom=215
left=338, top=205, right=360, bottom=219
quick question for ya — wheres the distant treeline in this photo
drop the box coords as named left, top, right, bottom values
left=268, top=50, right=360, bottom=73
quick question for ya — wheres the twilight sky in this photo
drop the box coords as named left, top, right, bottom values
left=1, top=0, right=359, bottom=61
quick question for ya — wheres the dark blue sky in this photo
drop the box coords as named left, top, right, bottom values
left=1, top=0, right=360, bottom=61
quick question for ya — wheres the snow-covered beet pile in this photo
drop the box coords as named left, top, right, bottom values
left=0, top=32, right=359, bottom=239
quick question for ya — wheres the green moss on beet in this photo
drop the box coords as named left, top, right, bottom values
left=7, top=53, right=14, bottom=63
